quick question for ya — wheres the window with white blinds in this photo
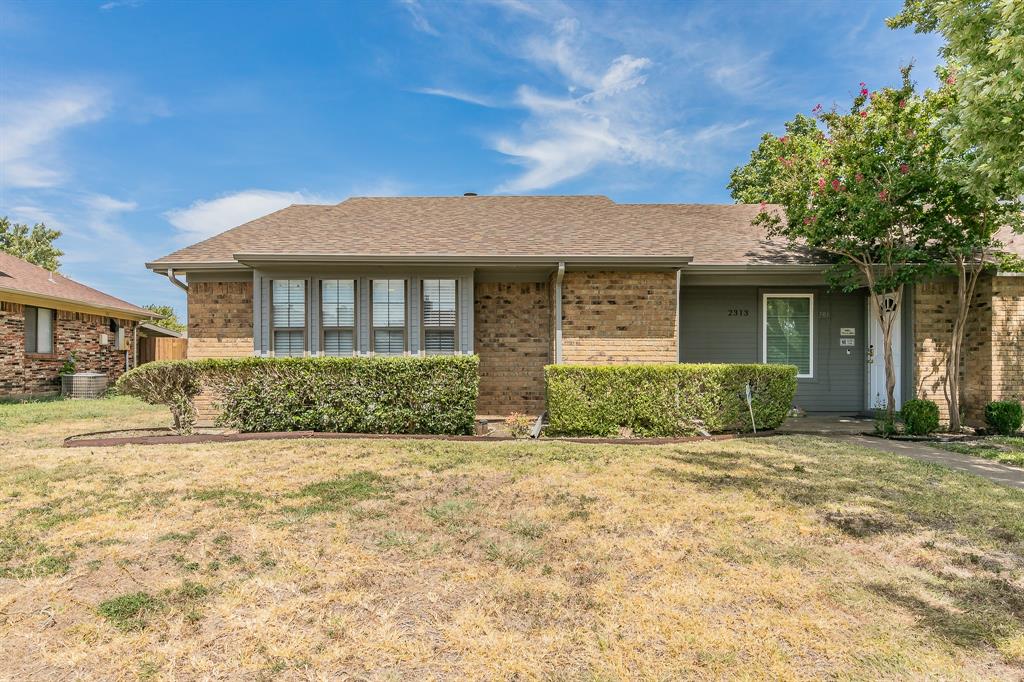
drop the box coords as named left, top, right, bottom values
left=422, top=279, right=457, bottom=354
left=372, top=279, right=405, bottom=355
left=322, top=279, right=356, bottom=356
left=272, top=279, right=306, bottom=357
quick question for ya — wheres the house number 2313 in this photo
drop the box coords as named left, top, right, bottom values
left=728, top=309, right=750, bottom=317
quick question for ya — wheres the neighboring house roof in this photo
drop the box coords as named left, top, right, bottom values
left=147, top=196, right=824, bottom=268
left=147, top=195, right=1024, bottom=270
left=0, top=251, right=153, bottom=318
left=138, top=322, right=184, bottom=338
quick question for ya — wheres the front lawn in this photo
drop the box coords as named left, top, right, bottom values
left=2, top=398, right=1024, bottom=678
left=934, top=436, right=1024, bottom=468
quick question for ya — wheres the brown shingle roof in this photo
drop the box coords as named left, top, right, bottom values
left=149, top=196, right=822, bottom=267
left=148, top=195, right=1024, bottom=268
left=0, top=252, right=153, bottom=318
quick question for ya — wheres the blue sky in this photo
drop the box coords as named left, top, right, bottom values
left=0, top=0, right=943, bottom=317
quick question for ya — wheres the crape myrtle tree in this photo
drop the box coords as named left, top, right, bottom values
left=729, top=67, right=933, bottom=418
left=0, top=217, right=63, bottom=271
left=917, top=69, right=1024, bottom=431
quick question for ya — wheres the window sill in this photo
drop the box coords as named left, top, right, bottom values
left=24, top=353, right=61, bottom=361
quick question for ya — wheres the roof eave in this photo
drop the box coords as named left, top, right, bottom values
left=0, top=286, right=156, bottom=320
left=232, top=253, right=695, bottom=267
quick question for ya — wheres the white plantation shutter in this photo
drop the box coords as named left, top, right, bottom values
left=272, top=280, right=305, bottom=356
left=421, top=279, right=456, bottom=354
left=764, top=295, right=813, bottom=376
left=322, top=280, right=356, bottom=356
left=371, top=280, right=406, bottom=355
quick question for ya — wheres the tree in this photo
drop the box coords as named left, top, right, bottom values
left=888, top=0, right=1024, bottom=197
left=914, top=70, right=1024, bottom=431
left=143, top=304, right=186, bottom=334
left=729, top=68, right=933, bottom=418
left=0, top=217, right=63, bottom=271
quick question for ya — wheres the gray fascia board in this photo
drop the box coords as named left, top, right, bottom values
left=681, top=264, right=831, bottom=274
left=145, top=261, right=249, bottom=273
left=233, top=253, right=695, bottom=268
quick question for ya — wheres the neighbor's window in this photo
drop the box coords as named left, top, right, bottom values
left=25, top=306, right=54, bottom=354
left=272, top=279, right=306, bottom=357
left=763, top=294, right=813, bottom=377
left=321, top=279, right=356, bottom=356
left=422, top=279, right=457, bottom=355
left=371, top=279, right=406, bottom=355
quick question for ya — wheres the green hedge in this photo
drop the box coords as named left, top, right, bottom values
left=985, top=400, right=1023, bottom=436
left=119, top=356, right=479, bottom=435
left=900, top=399, right=940, bottom=436
left=545, top=363, right=797, bottom=437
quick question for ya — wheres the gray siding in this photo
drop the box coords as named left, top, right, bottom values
left=680, top=285, right=868, bottom=412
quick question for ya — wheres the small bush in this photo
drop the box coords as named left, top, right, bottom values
left=116, top=361, right=203, bottom=434
left=985, top=400, right=1023, bottom=436
left=901, top=399, right=940, bottom=436
left=545, top=363, right=797, bottom=437
left=505, top=412, right=533, bottom=439
left=98, top=591, right=160, bottom=631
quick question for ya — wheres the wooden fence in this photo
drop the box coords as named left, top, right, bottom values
left=138, top=337, right=187, bottom=364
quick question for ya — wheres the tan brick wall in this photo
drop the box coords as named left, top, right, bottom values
left=913, top=274, right=1021, bottom=425
left=474, top=281, right=550, bottom=416
left=991, top=276, right=1024, bottom=405
left=187, top=281, right=253, bottom=359
left=561, top=271, right=678, bottom=364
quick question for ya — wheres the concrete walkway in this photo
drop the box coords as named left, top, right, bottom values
left=779, top=413, right=1024, bottom=490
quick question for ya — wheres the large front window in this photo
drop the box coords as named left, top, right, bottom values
left=321, top=279, right=356, bottom=356
left=272, top=279, right=306, bottom=357
left=371, top=279, right=406, bottom=355
left=421, top=279, right=457, bottom=354
left=763, top=294, right=813, bottom=377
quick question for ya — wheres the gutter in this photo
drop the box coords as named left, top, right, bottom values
left=0, top=286, right=154, bottom=321
left=165, top=268, right=189, bottom=293
left=554, top=262, right=565, bottom=364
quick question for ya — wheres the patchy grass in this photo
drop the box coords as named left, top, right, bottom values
left=1, top=402, right=1024, bottom=678
left=934, top=436, right=1024, bottom=467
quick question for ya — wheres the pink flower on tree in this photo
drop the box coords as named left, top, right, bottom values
left=899, top=163, right=909, bottom=174
left=855, top=172, right=864, bottom=182
left=859, top=110, right=868, bottom=118
left=820, top=158, right=830, bottom=166
left=831, top=179, right=841, bottom=191
left=899, top=100, right=906, bottom=109
left=946, top=74, right=956, bottom=85
left=860, top=88, right=869, bottom=97
left=818, top=178, right=826, bottom=189
left=878, top=189, right=889, bottom=201
left=812, top=103, right=823, bottom=113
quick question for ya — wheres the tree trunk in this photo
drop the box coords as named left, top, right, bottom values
left=870, top=286, right=902, bottom=420
left=946, top=259, right=982, bottom=433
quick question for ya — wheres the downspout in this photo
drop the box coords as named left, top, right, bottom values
left=132, top=322, right=138, bottom=370
left=554, top=262, right=565, bottom=364
left=166, top=268, right=189, bottom=293
left=675, top=268, right=682, bottom=362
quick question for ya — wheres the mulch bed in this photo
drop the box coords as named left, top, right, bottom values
left=63, top=430, right=769, bottom=448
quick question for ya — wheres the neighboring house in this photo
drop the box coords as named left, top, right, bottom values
left=0, top=251, right=153, bottom=399
left=146, top=195, right=1024, bottom=423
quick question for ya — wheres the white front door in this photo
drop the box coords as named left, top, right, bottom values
left=867, top=291, right=902, bottom=410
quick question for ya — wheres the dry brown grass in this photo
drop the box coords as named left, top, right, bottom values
left=2, top=398, right=1024, bottom=680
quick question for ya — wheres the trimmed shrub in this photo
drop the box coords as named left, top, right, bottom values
left=116, top=360, right=203, bottom=434
left=985, top=400, right=1023, bottom=436
left=900, top=399, right=940, bottom=436
left=206, top=355, right=479, bottom=435
left=545, top=363, right=797, bottom=437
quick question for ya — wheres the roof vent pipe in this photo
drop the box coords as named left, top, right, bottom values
left=463, top=192, right=478, bottom=197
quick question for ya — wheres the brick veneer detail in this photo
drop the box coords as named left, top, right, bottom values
left=0, top=300, right=136, bottom=398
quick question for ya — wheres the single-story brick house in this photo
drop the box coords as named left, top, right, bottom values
left=147, top=195, right=1024, bottom=423
left=0, top=251, right=154, bottom=399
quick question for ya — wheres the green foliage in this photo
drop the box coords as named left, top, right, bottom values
left=0, top=216, right=63, bottom=271
left=115, top=361, right=203, bottom=434
left=901, top=399, right=940, bottom=436
left=985, top=401, right=1023, bottom=436
left=143, top=304, right=186, bottom=333
left=544, top=363, right=797, bottom=437
left=889, top=0, right=1024, bottom=197
left=98, top=592, right=160, bottom=631
left=59, top=352, right=77, bottom=375
left=873, top=409, right=898, bottom=438
left=208, top=355, right=478, bottom=435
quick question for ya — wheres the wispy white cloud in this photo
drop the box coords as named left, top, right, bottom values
left=0, top=86, right=108, bottom=188
left=399, top=0, right=439, bottom=36
left=99, top=0, right=143, bottom=10
left=412, top=87, right=496, bottom=107
left=164, top=189, right=338, bottom=242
